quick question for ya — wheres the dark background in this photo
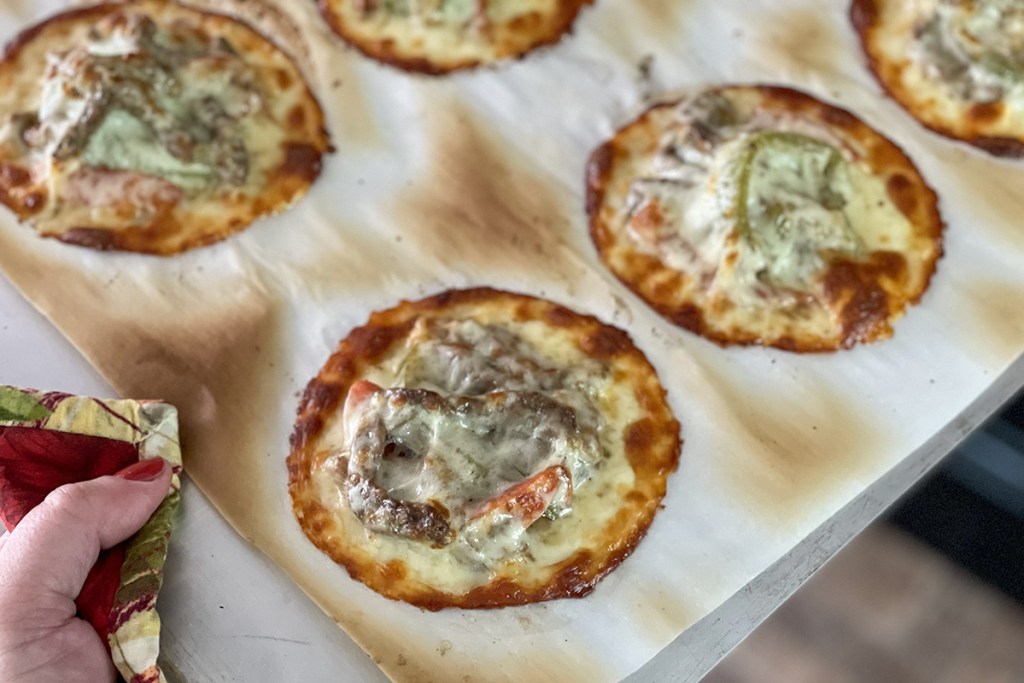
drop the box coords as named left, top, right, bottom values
left=891, top=390, right=1024, bottom=605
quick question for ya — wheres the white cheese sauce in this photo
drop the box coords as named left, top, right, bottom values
left=624, top=90, right=913, bottom=312
left=914, top=0, right=1024, bottom=102
left=12, top=9, right=268, bottom=207
left=313, top=315, right=641, bottom=590
left=333, top=318, right=606, bottom=565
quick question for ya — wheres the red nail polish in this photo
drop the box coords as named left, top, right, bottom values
left=115, top=458, right=166, bottom=482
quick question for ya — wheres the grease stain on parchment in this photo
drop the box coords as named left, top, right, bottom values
left=389, top=101, right=589, bottom=288
left=754, top=7, right=845, bottom=77
left=625, top=585, right=697, bottom=649
left=950, top=279, right=1024, bottom=367
left=582, top=0, right=698, bottom=70
left=317, top=51, right=389, bottom=152
left=705, top=364, right=886, bottom=531
left=932, top=147, right=1024, bottom=253
left=103, top=286, right=289, bottom=530
left=376, top=640, right=608, bottom=683
left=271, top=214, right=415, bottom=300
left=616, top=0, right=700, bottom=47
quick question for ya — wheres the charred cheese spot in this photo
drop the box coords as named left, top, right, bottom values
left=971, top=135, right=1024, bottom=157
left=60, top=227, right=118, bottom=250
left=821, top=103, right=861, bottom=131
left=587, top=85, right=943, bottom=352
left=968, top=100, right=1005, bottom=125
left=543, top=303, right=582, bottom=328
left=380, top=560, right=408, bottom=582
left=318, top=0, right=594, bottom=74
left=0, top=0, right=330, bottom=254
left=0, top=163, right=30, bottom=188
left=885, top=173, right=918, bottom=216
left=581, top=325, right=630, bottom=360
left=279, top=143, right=323, bottom=182
left=823, top=253, right=906, bottom=345
left=624, top=418, right=657, bottom=468
left=287, top=288, right=680, bottom=609
left=288, top=104, right=307, bottom=129
left=22, top=192, right=44, bottom=211
left=669, top=303, right=705, bottom=334
left=0, top=163, right=45, bottom=215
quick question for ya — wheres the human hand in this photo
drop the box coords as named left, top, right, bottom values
left=0, top=457, right=172, bottom=683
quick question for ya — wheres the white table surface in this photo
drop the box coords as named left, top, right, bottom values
left=4, top=270, right=1022, bottom=683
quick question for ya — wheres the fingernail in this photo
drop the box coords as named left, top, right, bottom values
left=115, top=458, right=166, bottom=482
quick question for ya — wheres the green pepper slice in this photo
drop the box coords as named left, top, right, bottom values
left=733, top=131, right=863, bottom=289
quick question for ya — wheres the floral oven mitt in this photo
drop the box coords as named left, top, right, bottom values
left=0, top=386, right=181, bottom=683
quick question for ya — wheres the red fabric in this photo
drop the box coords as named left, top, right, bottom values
left=0, top=427, right=140, bottom=645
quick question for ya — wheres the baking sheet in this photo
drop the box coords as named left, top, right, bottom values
left=2, top=0, right=1024, bottom=681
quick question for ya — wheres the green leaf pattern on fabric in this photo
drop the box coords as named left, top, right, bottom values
left=113, top=490, right=179, bottom=613
left=0, top=387, right=52, bottom=422
left=109, top=401, right=180, bottom=683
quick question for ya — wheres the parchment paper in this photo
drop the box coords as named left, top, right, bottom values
left=2, top=1, right=1024, bottom=681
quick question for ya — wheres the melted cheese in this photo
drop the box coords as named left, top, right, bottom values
left=82, top=110, right=216, bottom=191
left=734, top=132, right=864, bottom=291
left=311, top=314, right=640, bottom=592
left=624, top=90, right=913, bottom=314
left=366, top=0, right=551, bottom=28
left=332, top=318, right=605, bottom=566
left=24, top=15, right=259, bottom=195
left=340, top=386, right=593, bottom=563
left=914, top=0, right=1024, bottom=102
left=372, top=0, right=479, bottom=25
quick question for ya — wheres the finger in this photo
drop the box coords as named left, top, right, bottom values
left=0, top=459, right=172, bottom=610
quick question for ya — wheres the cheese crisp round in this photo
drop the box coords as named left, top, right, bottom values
left=318, top=0, right=592, bottom=74
left=0, top=1, right=329, bottom=254
left=852, top=0, right=1024, bottom=157
left=587, top=85, right=943, bottom=352
left=288, top=288, right=680, bottom=609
